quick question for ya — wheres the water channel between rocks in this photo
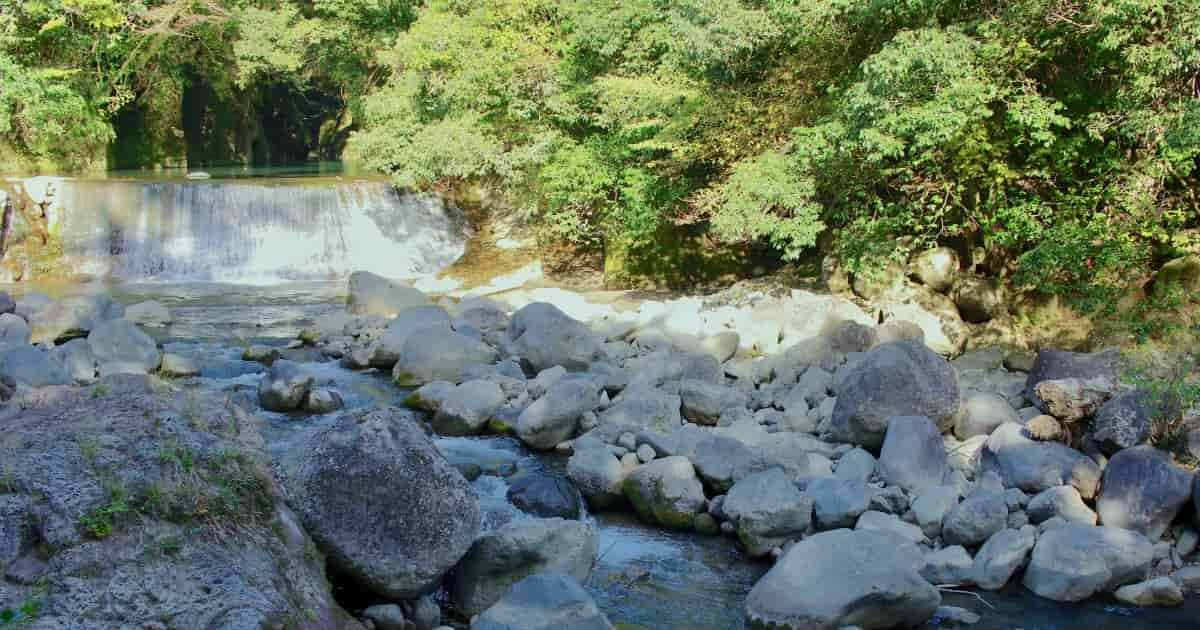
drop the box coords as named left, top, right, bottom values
left=7, top=280, right=1196, bottom=630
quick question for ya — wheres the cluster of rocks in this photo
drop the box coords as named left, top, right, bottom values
left=294, top=272, right=1200, bottom=629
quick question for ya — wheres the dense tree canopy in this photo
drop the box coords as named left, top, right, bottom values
left=2, top=0, right=1198, bottom=300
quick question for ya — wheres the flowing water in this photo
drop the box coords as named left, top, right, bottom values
left=12, top=172, right=467, bottom=283
left=4, top=171, right=1200, bottom=629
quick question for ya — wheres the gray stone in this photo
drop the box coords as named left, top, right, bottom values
left=258, top=360, right=314, bottom=412
left=956, top=391, right=1020, bottom=439
left=724, top=468, right=813, bottom=557
left=0, top=291, right=12, bottom=315
left=1023, top=415, right=1063, bottom=441
left=363, top=604, right=409, bottom=630
left=51, top=338, right=97, bottom=384
left=405, top=595, right=441, bottom=630
left=470, top=571, right=614, bottom=630
left=567, top=448, right=626, bottom=509
left=0, top=344, right=72, bottom=387
left=506, top=474, right=583, bottom=520
left=508, top=302, right=604, bottom=372
left=0, top=377, right=359, bottom=629
left=934, top=606, right=982, bottom=626
left=124, top=300, right=172, bottom=327
left=1092, top=390, right=1151, bottom=453
left=1027, top=486, right=1096, bottom=525
left=690, top=435, right=759, bottom=494
left=304, top=388, right=344, bottom=414
left=807, top=478, right=872, bottom=530
left=405, top=380, right=456, bottom=412
left=433, top=380, right=505, bottom=436
left=599, top=386, right=682, bottom=434
left=942, top=473, right=1008, bottom=547
left=278, top=408, right=479, bottom=599
left=912, top=486, right=960, bottom=538
left=979, top=422, right=1102, bottom=498
left=1025, top=347, right=1118, bottom=413
left=831, top=340, right=960, bottom=449
left=29, top=294, right=124, bottom=343
left=348, top=271, right=430, bottom=316
left=87, top=318, right=161, bottom=374
left=745, top=529, right=940, bottom=630
left=1034, top=377, right=1115, bottom=422
left=13, top=291, right=52, bottom=322
left=835, top=448, right=876, bottom=482
left=875, top=319, right=925, bottom=346
left=393, top=328, right=498, bottom=386
left=623, top=456, right=706, bottom=530
left=794, top=367, right=834, bottom=407
left=1096, top=445, right=1194, bottom=540
left=0, top=312, right=31, bottom=349
left=869, top=485, right=909, bottom=515
left=370, top=305, right=453, bottom=367
left=972, top=526, right=1037, bottom=590
left=955, top=275, right=1004, bottom=323
left=0, top=495, right=33, bottom=567
left=879, top=415, right=951, bottom=494
left=921, top=545, right=975, bottom=586
left=517, top=376, right=601, bottom=450
left=1172, top=566, right=1200, bottom=593
left=879, top=288, right=967, bottom=357
left=1113, top=576, right=1184, bottom=607
left=1022, top=524, right=1153, bottom=602
left=680, top=379, right=748, bottom=426
left=856, top=510, right=925, bottom=544
left=451, top=517, right=598, bottom=616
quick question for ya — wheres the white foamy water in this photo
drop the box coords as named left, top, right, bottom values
left=23, top=176, right=467, bottom=283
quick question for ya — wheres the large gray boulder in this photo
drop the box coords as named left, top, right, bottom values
left=432, top=379, right=505, bottom=436
left=567, top=448, right=626, bottom=509
left=451, top=517, right=598, bottom=616
left=507, top=302, right=604, bottom=372
left=506, top=474, right=584, bottom=520
left=745, top=529, right=940, bottom=630
left=258, top=360, right=314, bottom=412
left=808, top=478, right=873, bottom=530
left=369, top=305, right=453, bottom=367
left=0, top=312, right=31, bottom=349
left=941, top=474, right=1008, bottom=547
left=51, top=338, right=97, bottom=384
left=623, top=456, right=706, bottom=530
left=955, top=391, right=1020, bottom=439
left=1091, top=390, right=1151, bottom=453
left=979, top=422, right=1102, bottom=498
left=0, top=378, right=362, bottom=629
left=392, top=328, right=498, bottom=386
left=1095, top=445, right=1193, bottom=540
left=1022, top=524, right=1153, bottom=602
left=724, top=468, right=813, bottom=557
left=955, top=275, right=1005, bottom=323
left=878, top=415, right=951, bottom=494
left=0, top=345, right=72, bottom=387
left=1025, top=347, right=1118, bottom=413
left=470, top=571, right=615, bottom=630
left=679, top=378, right=748, bottom=425
left=278, top=408, right=479, bottom=599
left=86, top=318, right=161, bottom=375
left=598, top=386, right=682, bottom=434
left=831, top=339, right=960, bottom=450
left=516, top=375, right=601, bottom=450
left=972, top=526, right=1037, bottom=590
left=348, top=271, right=430, bottom=316
left=29, top=294, right=125, bottom=344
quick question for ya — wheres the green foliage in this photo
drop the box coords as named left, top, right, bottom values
left=346, top=0, right=1198, bottom=291
left=1123, top=338, right=1200, bottom=464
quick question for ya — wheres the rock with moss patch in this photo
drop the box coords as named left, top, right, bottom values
left=623, top=456, right=706, bottom=530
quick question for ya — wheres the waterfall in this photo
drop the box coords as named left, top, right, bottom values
left=26, top=177, right=468, bottom=283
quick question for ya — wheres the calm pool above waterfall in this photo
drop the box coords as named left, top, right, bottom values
left=5, top=278, right=1197, bottom=630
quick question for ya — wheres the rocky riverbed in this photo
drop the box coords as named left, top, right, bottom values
left=1, top=272, right=1199, bottom=629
